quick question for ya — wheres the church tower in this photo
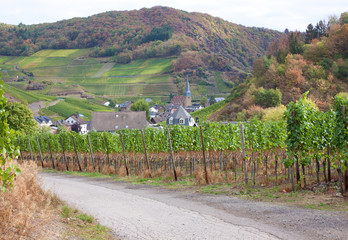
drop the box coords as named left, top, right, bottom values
left=183, top=78, right=192, bottom=108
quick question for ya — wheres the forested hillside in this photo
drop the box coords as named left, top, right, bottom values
left=0, top=6, right=280, bottom=78
left=210, top=13, right=348, bottom=121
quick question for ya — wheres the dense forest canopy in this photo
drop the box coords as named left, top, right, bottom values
left=210, top=12, right=348, bottom=121
left=0, top=6, right=280, bottom=73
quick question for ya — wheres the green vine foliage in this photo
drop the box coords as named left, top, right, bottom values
left=0, top=77, right=20, bottom=192
left=15, top=120, right=288, bottom=163
left=334, top=96, right=348, bottom=164
left=284, top=92, right=318, bottom=166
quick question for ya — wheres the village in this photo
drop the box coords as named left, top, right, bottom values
left=34, top=79, right=225, bottom=133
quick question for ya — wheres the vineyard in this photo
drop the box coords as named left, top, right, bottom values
left=15, top=95, right=348, bottom=192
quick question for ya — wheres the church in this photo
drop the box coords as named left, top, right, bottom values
left=166, top=79, right=197, bottom=127
left=170, top=78, right=192, bottom=108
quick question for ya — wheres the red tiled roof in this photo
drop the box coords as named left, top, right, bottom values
left=171, top=96, right=184, bottom=106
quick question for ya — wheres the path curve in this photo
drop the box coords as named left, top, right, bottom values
left=40, top=173, right=348, bottom=240
left=90, top=63, right=115, bottom=78
left=29, top=99, right=62, bottom=116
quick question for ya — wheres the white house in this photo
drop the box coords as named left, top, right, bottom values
left=34, top=116, right=53, bottom=127
left=65, top=114, right=88, bottom=134
left=101, top=101, right=110, bottom=107
left=166, top=106, right=196, bottom=127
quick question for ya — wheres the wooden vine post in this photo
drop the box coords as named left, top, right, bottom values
left=86, top=134, right=96, bottom=171
left=17, top=138, right=23, bottom=161
left=342, top=105, right=348, bottom=192
left=292, top=111, right=301, bottom=183
left=240, top=123, right=248, bottom=184
left=36, top=136, right=44, bottom=168
left=327, top=147, right=331, bottom=182
left=71, top=135, right=82, bottom=172
left=27, top=137, right=33, bottom=160
left=48, top=137, right=55, bottom=169
left=140, top=130, right=151, bottom=176
left=166, top=127, right=177, bottom=181
left=103, top=133, right=110, bottom=166
left=118, top=130, right=129, bottom=176
left=199, top=126, right=209, bottom=184
left=60, top=137, right=69, bottom=171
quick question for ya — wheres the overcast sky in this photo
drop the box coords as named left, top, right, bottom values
left=1, top=0, right=347, bottom=31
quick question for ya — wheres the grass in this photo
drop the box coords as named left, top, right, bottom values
left=3, top=83, right=56, bottom=103
left=48, top=84, right=84, bottom=95
left=48, top=98, right=112, bottom=119
left=31, top=49, right=92, bottom=58
left=61, top=205, right=72, bottom=218
left=0, top=161, right=53, bottom=239
left=191, top=100, right=227, bottom=121
left=0, top=56, right=14, bottom=64
left=81, top=83, right=129, bottom=96
left=76, top=213, right=94, bottom=223
left=18, top=56, right=73, bottom=69
left=59, top=205, right=114, bottom=240
left=214, top=72, right=233, bottom=93
left=6, top=81, right=27, bottom=90
left=45, top=169, right=114, bottom=178
left=2, top=51, right=177, bottom=101
left=42, top=167, right=348, bottom=212
left=104, top=58, right=173, bottom=77
left=105, top=74, right=172, bottom=84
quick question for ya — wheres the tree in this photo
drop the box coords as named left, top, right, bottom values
left=130, top=99, right=150, bottom=120
left=289, top=32, right=304, bottom=54
left=200, top=96, right=207, bottom=106
left=255, top=88, right=282, bottom=108
left=5, top=102, right=37, bottom=134
left=71, top=122, right=81, bottom=133
left=315, top=20, right=327, bottom=38
left=209, top=96, right=217, bottom=105
left=339, top=12, right=348, bottom=25
left=0, top=75, right=20, bottom=192
left=305, top=24, right=315, bottom=44
left=143, top=25, right=173, bottom=43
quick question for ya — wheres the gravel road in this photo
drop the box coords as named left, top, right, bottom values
left=40, top=173, right=348, bottom=240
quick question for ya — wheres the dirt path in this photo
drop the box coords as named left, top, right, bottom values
left=90, top=63, right=115, bottom=78
left=29, top=99, right=62, bottom=116
left=40, top=173, right=348, bottom=240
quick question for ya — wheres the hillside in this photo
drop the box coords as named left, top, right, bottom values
left=0, top=7, right=280, bottom=82
left=210, top=16, right=348, bottom=121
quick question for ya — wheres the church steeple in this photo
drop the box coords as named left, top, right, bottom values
left=184, top=78, right=191, bottom=97
left=183, top=78, right=192, bottom=108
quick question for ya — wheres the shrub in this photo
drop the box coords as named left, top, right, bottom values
left=116, top=53, right=132, bottom=64
left=262, top=105, right=286, bottom=122
left=255, top=88, right=282, bottom=108
left=246, top=105, right=264, bottom=120
left=143, top=25, right=173, bottom=43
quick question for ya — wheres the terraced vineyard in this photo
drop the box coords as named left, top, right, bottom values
left=1, top=49, right=232, bottom=103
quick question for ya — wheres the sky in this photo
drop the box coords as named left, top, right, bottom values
left=1, top=0, right=347, bottom=31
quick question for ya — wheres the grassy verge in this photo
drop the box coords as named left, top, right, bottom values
left=3, top=83, right=56, bottom=104
left=47, top=97, right=112, bottom=119
left=43, top=168, right=348, bottom=212
left=58, top=204, right=115, bottom=240
left=0, top=161, right=116, bottom=240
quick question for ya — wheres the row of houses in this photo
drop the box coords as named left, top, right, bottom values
left=34, top=105, right=197, bottom=134
left=34, top=80, right=226, bottom=133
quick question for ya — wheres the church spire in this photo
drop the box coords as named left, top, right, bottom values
left=184, top=78, right=191, bottom=97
